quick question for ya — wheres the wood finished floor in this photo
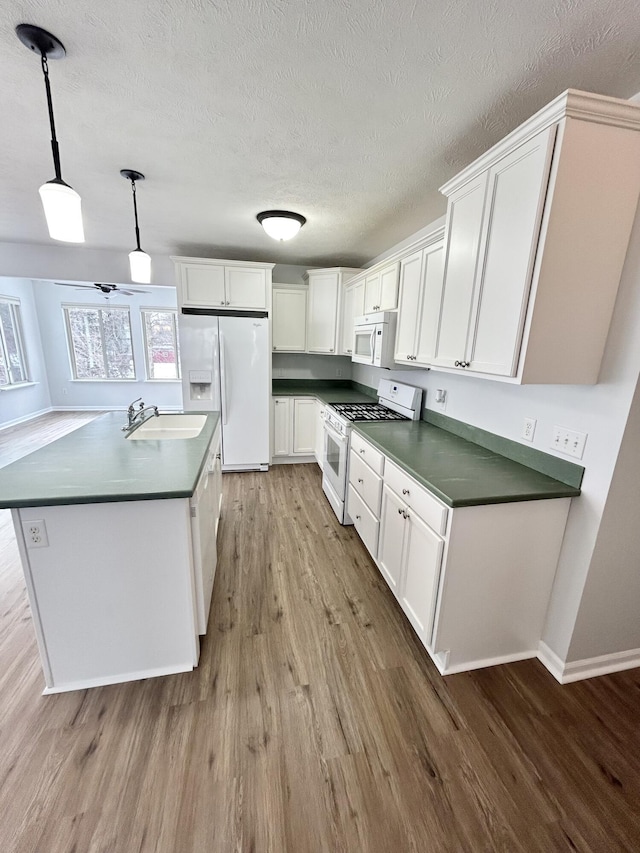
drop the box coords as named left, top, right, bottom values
left=1, top=413, right=640, bottom=852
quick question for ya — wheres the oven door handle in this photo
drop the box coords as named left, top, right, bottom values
left=323, top=422, right=348, bottom=445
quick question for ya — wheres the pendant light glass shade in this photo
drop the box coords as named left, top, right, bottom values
left=257, top=210, right=306, bottom=241
left=129, top=249, right=151, bottom=284
left=38, top=180, right=84, bottom=242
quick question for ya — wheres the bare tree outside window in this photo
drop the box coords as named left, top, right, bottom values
left=142, top=309, right=180, bottom=380
left=0, top=298, right=29, bottom=386
left=64, top=306, right=135, bottom=380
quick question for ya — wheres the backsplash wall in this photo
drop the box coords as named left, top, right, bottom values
left=273, top=353, right=352, bottom=380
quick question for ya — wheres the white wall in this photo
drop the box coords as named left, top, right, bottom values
left=353, top=202, right=640, bottom=665
left=33, top=282, right=183, bottom=411
left=0, top=278, right=51, bottom=428
left=273, top=352, right=352, bottom=380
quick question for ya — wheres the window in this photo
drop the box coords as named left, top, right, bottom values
left=0, top=297, right=29, bottom=387
left=64, top=305, right=135, bottom=380
left=141, top=309, right=180, bottom=380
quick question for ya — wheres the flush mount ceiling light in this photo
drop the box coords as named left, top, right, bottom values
left=257, top=210, right=306, bottom=241
left=120, top=170, right=151, bottom=284
left=16, top=24, right=85, bottom=243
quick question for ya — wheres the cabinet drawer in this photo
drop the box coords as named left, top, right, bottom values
left=384, top=459, right=448, bottom=535
left=347, top=485, right=380, bottom=560
left=349, top=450, right=383, bottom=516
left=350, top=432, right=384, bottom=476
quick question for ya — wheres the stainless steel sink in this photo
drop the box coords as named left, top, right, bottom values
left=127, top=413, right=207, bottom=440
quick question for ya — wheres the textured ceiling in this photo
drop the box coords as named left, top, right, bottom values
left=1, top=0, right=640, bottom=268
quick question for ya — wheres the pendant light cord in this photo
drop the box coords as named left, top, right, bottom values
left=40, top=54, right=62, bottom=182
left=130, top=179, right=142, bottom=251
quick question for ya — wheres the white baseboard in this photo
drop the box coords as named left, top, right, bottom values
left=538, top=641, right=640, bottom=683
left=436, top=649, right=539, bottom=676
left=0, top=406, right=53, bottom=431
left=271, top=455, right=317, bottom=465
left=41, top=662, right=194, bottom=694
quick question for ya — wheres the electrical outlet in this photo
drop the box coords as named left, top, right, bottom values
left=434, top=389, right=447, bottom=410
left=336, top=368, right=343, bottom=377
left=551, top=425, right=588, bottom=459
left=522, top=417, right=536, bottom=442
left=22, top=519, right=49, bottom=548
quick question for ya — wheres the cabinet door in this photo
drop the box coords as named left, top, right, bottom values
left=292, top=398, right=316, bottom=454
left=307, top=273, right=339, bottom=353
left=272, top=288, right=307, bottom=351
left=394, top=250, right=423, bottom=363
left=469, top=127, right=556, bottom=377
left=415, top=243, right=445, bottom=365
left=433, top=173, right=489, bottom=368
left=315, top=401, right=325, bottom=469
left=272, top=398, right=291, bottom=457
left=378, top=262, right=400, bottom=310
left=225, top=267, right=267, bottom=309
left=363, top=272, right=381, bottom=313
left=400, top=510, right=444, bottom=645
left=180, top=264, right=226, bottom=307
left=340, top=283, right=355, bottom=356
left=377, top=485, right=407, bottom=595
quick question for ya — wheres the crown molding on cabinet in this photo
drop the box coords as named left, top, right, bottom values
left=170, top=256, right=275, bottom=270
left=440, top=88, right=640, bottom=197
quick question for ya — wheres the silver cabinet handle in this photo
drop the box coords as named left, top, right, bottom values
left=358, top=478, right=363, bottom=483
left=402, top=488, right=410, bottom=495
left=330, top=348, right=334, bottom=352
left=359, top=449, right=365, bottom=454
left=404, top=511, right=410, bottom=519
left=355, top=514, right=361, bottom=520
left=220, top=301, right=225, bottom=305
left=347, top=349, right=352, bottom=353
left=398, top=507, right=403, bottom=515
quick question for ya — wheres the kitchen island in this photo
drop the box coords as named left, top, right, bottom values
left=0, top=412, right=221, bottom=694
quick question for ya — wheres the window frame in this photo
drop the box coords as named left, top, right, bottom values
left=0, top=296, right=30, bottom=388
left=140, top=307, right=181, bottom=382
left=63, top=303, right=137, bottom=382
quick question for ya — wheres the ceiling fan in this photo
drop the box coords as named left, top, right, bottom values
left=55, top=282, right=151, bottom=298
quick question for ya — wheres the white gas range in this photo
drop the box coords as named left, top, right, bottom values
left=321, top=379, right=422, bottom=524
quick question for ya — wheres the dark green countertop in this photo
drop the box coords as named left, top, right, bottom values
left=353, top=421, right=581, bottom=508
left=0, top=411, right=220, bottom=509
left=272, top=379, right=376, bottom=404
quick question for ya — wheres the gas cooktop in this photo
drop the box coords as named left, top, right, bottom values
left=331, top=403, right=408, bottom=422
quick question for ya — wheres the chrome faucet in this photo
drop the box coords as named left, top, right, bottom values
left=122, top=398, right=159, bottom=431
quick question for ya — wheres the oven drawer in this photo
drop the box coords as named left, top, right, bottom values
left=384, top=459, right=448, bottom=535
left=350, top=432, right=384, bottom=476
left=349, top=450, right=383, bottom=516
left=347, top=485, right=380, bottom=559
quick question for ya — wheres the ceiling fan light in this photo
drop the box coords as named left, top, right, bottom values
left=257, top=210, right=306, bottom=241
left=129, top=249, right=151, bottom=284
left=38, top=180, right=84, bottom=243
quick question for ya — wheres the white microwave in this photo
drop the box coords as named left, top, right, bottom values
left=352, top=312, right=398, bottom=368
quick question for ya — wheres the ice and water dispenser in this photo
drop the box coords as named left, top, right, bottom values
left=188, top=370, right=213, bottom=402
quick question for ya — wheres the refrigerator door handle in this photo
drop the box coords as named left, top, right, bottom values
left=220, top=331, right=229, bottom=425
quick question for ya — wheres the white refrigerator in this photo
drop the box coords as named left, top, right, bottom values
left=178, top=310, right=270, bottom=471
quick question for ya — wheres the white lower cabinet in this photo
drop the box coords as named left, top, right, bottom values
left=292, top=398, right=316, bottom=454
left=348, top=431, right=572, bottom=675
left=272, top=396, right=318, bottom=460
left=272, top=397, right=291, bottom=457
left=315, top=401, right=325, bottom=469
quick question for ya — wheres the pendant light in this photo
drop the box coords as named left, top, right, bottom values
left=257, top=210, right=306, bottom=241
left=120, top=170, right=151, bottom=284
left=16, top=24, right=85, bottom=243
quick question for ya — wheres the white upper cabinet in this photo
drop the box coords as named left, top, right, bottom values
left=305, top=268, right=361, bottom=354
left=433, top=173, right=489, bottom=370
left=272, top=286, right=307, bottom=352
left=394, top=236, right=445, bottom=365
left=434, top=128, right=555, bottom=374
left=340, top=279, right=365, bottom=355
left=435, top=90, right=640, bottom=384
left=172, top=257, right=274, bottom=311
left=363, top=261, right=400, bottom=313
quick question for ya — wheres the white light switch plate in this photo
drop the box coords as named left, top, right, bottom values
left=551, top=425, right=587, bottom=459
